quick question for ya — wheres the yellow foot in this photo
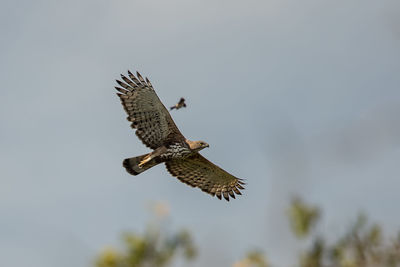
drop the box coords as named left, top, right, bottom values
left=138, top=157, right=150, bottom=168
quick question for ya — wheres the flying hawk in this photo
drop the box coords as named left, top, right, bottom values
left=170, top=97, right=186, bottom=110
left=115, top=71, right=245, bottom=201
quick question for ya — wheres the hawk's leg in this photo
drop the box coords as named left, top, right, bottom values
left=138, top=147, right=167, bottom=168
left=138, top=155, right=152, bottom=167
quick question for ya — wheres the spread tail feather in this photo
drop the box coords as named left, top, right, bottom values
left=123, top=153, right=158, bottom=175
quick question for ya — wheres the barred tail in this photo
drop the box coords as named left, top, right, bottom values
left=123, top=153, right=158, bottom=175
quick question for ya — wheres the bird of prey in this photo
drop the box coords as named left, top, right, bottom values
left=170, top=97, right=186, bottom=110
left=115, top=70, right=245, bottom=201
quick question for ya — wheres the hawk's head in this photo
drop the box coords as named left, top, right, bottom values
left=187, top=140, right=209, bottom=152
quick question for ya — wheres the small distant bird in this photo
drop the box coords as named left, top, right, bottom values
left=114, top=70, right=245, bottom=201
left=170, top=97, right=186, bottom=110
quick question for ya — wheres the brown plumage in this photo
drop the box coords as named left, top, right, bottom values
left=170, top=97, right=186, bottom=110
left=115, top=70, right=244, bottom=201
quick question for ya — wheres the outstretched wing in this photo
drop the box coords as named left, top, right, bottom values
left=165, top=154, right=245, bottom=201
left=115, top=71, right=185, bottom=149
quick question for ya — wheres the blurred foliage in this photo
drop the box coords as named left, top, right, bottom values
left=233, top=251, right=269, bottom=267
left=95, top=228, right=196, bottom=267
left=95, top=200, right=400, bottom=267
left=323, top=213, right=400, bottom=267
left=288, top=197, right=320, bottom=239
left=240, top=198, right=400, bottom=267
left=95, top=202, right=196, bottom=267
left=300, top=238, right=324, bottom=267
left=297, top=205, right=400, bottom=267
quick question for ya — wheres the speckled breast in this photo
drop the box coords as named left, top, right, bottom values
left=161, top=143, right=192, bottom=159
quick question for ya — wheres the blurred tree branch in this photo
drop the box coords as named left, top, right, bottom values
left=94, top=202, right=196, bottom=267
left=239, top=198, right=400, bottom=267
left=94, top=200, right=400, bottom=267
left=288, top=197, right=320, bottom=239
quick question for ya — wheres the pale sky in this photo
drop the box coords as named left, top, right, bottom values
left=1, top=0, right=400, bottom=266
